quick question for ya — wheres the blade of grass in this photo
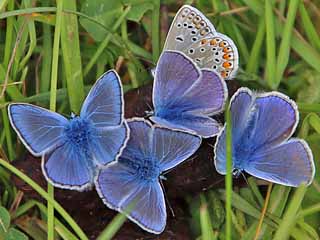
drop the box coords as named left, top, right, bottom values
left=246, top=18, right=265, bottom=74
left=275, top=0, right=300, bottom=87
left=299, top=2, right=320, bottom=51
left=48, top=0, right=63, bottom=238
left=273, top=185, right=308, bottom=240
left=96, top=203, right=135, bottom=240
left=225, top=101, right=232, bottom=240
left=253, top=183, right=272, bottom=240
left=40, top=0, right=52, bottom=93
left=2, top=0, right=14, bottom=67
left=265, top=0, right=277, bottom=89
left=151, top=0, right=160, bottom=63
left=200, top=195, right=216, bottom=240
left=60, top=0, right=84, bottom=114
left=83, top=6, right=131, bottom=77
left=0, top=159, right=88, bottom=240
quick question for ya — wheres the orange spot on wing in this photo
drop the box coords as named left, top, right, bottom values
left=223, top=62, right=232, bottom=68
left=201, top=39, right=207, bottom=45
left=210, top=39, right=217, bottom=45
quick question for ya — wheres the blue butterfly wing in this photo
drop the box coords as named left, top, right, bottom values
left=153, top=51, right=201, bottom=112
left=248, top=93, right=298, bottom=150
left=90, top=123, right=129, bottom=166
left=153, top=51, right=226, bottom=137
left=120, top=119, right=153, bottom=160
left=96, top=162, right=166, bottom=234
left=244, top=139, right=314, bottom=186
left=43, top=142, right=93, bottom=190
left=151, top=115, right=220, bottom=138
left=8, top=103, right=68, bottom=156
left=229, top=88, right=254, bottom=143
left=81, top=70, right=129, bottom=165
left=80, top=70, right=124, bottom=127
left=152, top=126, right=201, bottom=172
left=214, top=126, right=228, bottom=174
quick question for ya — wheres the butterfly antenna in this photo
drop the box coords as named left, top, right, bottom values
left=160, top=180, right=175, bottom=217
left=241, top=171, right=249, bottom=186
left=202, top=177, right=225, bottom=191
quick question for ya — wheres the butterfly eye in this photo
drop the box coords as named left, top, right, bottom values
left=192, top=37, right=198, bottom=42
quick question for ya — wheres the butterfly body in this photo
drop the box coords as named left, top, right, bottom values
left=9, top=70, right=129, bottom=191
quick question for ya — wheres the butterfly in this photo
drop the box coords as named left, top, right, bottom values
left=8, top=70, right=129, bottom=191
left=214, top=87, right=315, bottom=187
left=95, top=118, right=201, bottom=234
left=150, top=50, right=227, bottom=138
left=164, top=5, right=239, bottom=80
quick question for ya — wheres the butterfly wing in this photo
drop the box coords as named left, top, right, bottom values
left=80, top=70, right=124, bottom=128
left=81, top=70, right=129, bottom=166
left=42, top=142, right=93, bottom=190
left=247, top=92, right=299, bottom=151
left=164, top=5, right=238, bottom=79
left=8, top=103, right=68, bottom=156
left=244, top=139, right=315, bottom=186
left=152, top=51, right=226, bottom=137
left=152, top=126, right=201, bottom=172
left=96, top=162, right=166, bottom=234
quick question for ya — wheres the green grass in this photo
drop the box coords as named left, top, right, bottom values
left=0, top=0, right=320, bottom=239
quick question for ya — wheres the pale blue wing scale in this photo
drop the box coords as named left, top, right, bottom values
left=43, top=142, right=93, bottom=190
left=152, top=127, right=201, bottom=172
left=96, top=162, right=166, bottom=234
left=244, top=139, right=314, bottom=187
left=80, top=70, right=124, bottom=127
left=8, top=103, right=68, bottom=156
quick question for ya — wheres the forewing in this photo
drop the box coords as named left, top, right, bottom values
left=153, top=51, right=201, bottom=112
left=42, top=142, right=93, bottom=190
left=120, top=119, right=152, bottom=161
left=229, top=88, right=254, bottom=143
left=96, top=163, right=166, bottom=234
left=90, top=123, right=129, bottom=166
left=164, top=5, right=216, bottom=51
left=249, top=92, right=298, bottom=150
left=244, top=139, right=315, bottom=187
left=170, top=69, right=227, bottom=115
left=164, top=5, right=238, bottom=79
left=80, top=70, right=124, bottom=127
left=8, top=103, right=68, bottom=156
left=152, top=126, right=201, bottom=172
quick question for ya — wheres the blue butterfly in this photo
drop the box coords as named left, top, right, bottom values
left=150, top=50, right=227, bottom=138
left=95, top=118, right=202, bottom=234
left=214, top=87, right=315, bottom=187
left=8, top=70, right=129, bottom=191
